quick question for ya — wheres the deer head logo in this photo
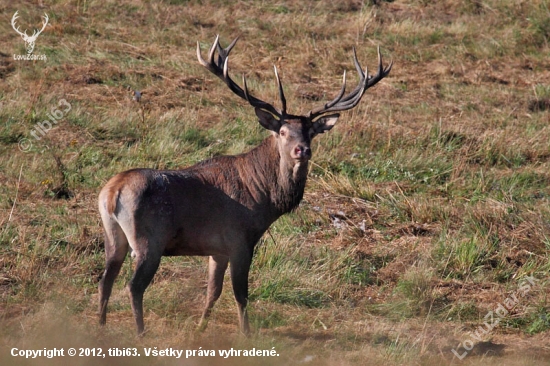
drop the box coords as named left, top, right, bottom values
left=11, top=11, right=49, bottom=55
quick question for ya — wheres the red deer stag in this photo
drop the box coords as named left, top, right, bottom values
left=98, top=35, right=392, bottom=335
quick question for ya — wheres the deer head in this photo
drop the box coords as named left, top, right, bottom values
left=11, top=11, right=49, bottom=54
left=197, top=36, right=392, bottom=171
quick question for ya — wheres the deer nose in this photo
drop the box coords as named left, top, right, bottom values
left=294, top=146, right=311, bottom=159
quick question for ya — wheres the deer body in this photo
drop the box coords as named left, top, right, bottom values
left=99, top=132, right=308, bottom=334
left=100, top=135, right=307, bottom=259
left=98, top=36, right=391, bottom=335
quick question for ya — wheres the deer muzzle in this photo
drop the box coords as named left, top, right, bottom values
left=293, top=146, right=312, bottom=161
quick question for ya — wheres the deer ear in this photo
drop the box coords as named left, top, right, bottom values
left=255, top=108, right=282, bottom=133
left=312, top=114, right=340, bottom=135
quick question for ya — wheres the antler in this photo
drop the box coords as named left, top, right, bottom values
left=11, top=11, right=28, bottom=38
left=197, top=35, right=286, bottom=118
left=307, top=46, right=392, bottom=120
left=11, top=11, right=49, bottom=40
left=32, top=13, right=49, bottom=38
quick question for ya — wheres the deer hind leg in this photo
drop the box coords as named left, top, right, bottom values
left=98, top=219, right=128, bottom=326
left=126, top=238, right=162, bottom=336
left=197, top=255, right=229, bottom=332
left=229, top=251, right=253, bottom=336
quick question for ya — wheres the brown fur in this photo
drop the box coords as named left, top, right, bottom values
left=98, top=130, right=313, bottom=335
left=191, top=135, right=306, bottom=215
left=101, top=170, right=148, bottom=216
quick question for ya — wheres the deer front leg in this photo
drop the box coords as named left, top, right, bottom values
left=197, top=255, right=229, bottom=332
left=229, top=251, right=253, bottom=336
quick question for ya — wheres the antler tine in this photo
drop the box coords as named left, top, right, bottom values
left=369, top=46, right=393, bottom=87
left=11, top=11, right=28, bottom=37
left=307, top=71, right=347, bottom=118
left=207, top=35, right=219, bottom=67
left=217, top=36, right=238, bottom=65
left=273, top=66, right=287, bottom=115
left=40, top=13, right=49, bottom=32
left=11, top=11, right=18, bottom=25
left=326, top=70, right=348, bottom=109
left=338, top=47, right=367, bottom=103
left=222, top=55, right=252, bottom=101
left=197, top=40, right=213, bottom=69
left=308, top=46, right=392, bottom=119
left=197, top=36, right=283, bottom=118
left=334, top=47, right=366, bottom=105
left=242, top=74, right=251, bottom=103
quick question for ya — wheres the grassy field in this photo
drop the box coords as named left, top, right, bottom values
left=1, top=0, right=549, bottom=364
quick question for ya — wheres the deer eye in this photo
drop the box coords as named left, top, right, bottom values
left=279, top=129, right=287, bottom=137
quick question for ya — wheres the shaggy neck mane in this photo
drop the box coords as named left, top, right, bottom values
left=192, top=136, right=308, bottom=219
left=238, top=136, right=308, bottom=215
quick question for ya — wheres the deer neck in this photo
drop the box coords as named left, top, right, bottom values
left=188, top=136, right=307, bottom=229
left=248, top=136, right=308, bottom=216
